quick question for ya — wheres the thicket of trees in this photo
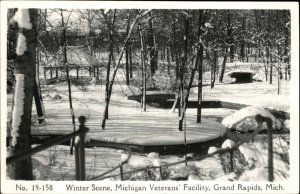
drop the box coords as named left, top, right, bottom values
left=7, top=9, right=291, bottom=179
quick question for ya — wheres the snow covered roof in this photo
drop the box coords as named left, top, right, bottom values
left=226, top=68, right=256, bottom=76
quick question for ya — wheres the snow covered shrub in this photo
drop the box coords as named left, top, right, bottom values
left=222, top=106, right=282, bottom=132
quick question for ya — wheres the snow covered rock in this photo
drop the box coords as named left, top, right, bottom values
left=147, top=152, right=159, bottom=158
left=221, top=106, right=282, bottom=132
left=228, top=172, right=237, bottom=180
left=151, top=158, right=161, bottom=167
left=283, top=120, right=290, bottom=131
left=169, top=165, right=197, bottom=180
left=193, top=158, right=225, bottom=180
left=208, top=146, right=220, bottom=154
left=127, top=155, right=153, bottom=168
left=221, top=139, right=235, bottom=149
left=186, top=153, right=195, bottom=159
left=188, top=174, right=202, bottom=180
left=236, top=117, right=258, bottom=132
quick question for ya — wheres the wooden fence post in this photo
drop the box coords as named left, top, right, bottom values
left=267, top=120, right=274, bottom=181
left=75, top=145, right=80, bottom=180
left=77, top=116, right=89, bottom=180
left=255, top=114, right=274, bottom=181
left=159, top=166, right=163, bottom=181
left=119, top=164, right=124, bottom=181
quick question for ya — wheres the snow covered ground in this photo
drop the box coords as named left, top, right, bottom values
left=7, top=61, right=291, bottom=181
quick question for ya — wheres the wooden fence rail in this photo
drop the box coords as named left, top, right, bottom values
left=6, top=116, right=89, bottom=180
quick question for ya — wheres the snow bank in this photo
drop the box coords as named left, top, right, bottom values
left=11, top=74, right=25, bottom=146
left=221, top=106, right=282, bottom=132
left=239, top=167, right=288, bottom=181
left=13, top=9, right=32, bottom=29
left=238, top=136, right=289, bottom=181
left=16, top=33, right=27, bottom=56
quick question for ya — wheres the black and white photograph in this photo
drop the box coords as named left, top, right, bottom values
left=1, top=1, right=299, bottom=194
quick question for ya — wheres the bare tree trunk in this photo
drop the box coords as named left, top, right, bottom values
left=7, top=9, right=37, bottom=180
left=33, top=47, right=45, bottom=124
left=125, top=11, right=131, bottom=85
left=102, top=10, right=116, bottom=122
left=101, top=10, right=152, bottom=129
left=219, top=11, right=232, bottom=83
left=171, top=10, right=181, bottom=121
left=139, top=24, right=146, bottom=112
left=148, top=11, right=156, bottom=77
left=219, top=47, right=228, bottom=83
left=125, top=45, right=130, bottom=85
left=197, top=10, right=204, bottom=123
left=211, top=50, right=218, bottom=89
left=129, top=42, right=133, bottom=78
left=59, top=10, right=76, bottom=154
left=269, top=55, right=273, bottom=84
left=170, top=93, right=179, bottom=113
left=178, top=11, right=190, bottom=131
